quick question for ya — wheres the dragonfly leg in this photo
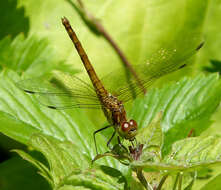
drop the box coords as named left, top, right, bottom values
left=134, top=138, right=137, bottom=146
left=93, top=125, right=112, bottom=154
left=131, top=140, right=135, bottom=148
left=107, top=130, right=116, bottom=150
left=117, top=136, right=128, bottom=152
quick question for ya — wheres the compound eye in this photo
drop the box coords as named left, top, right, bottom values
left=121, top=122, right=130, bottom=131
left=129, top=119, right=137, bottom=128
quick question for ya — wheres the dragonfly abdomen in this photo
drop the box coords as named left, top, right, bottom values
left=62, top=17, right=108, bottom=99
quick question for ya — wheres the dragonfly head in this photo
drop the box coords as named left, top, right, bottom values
left=120, top=119, right=137, bottom=140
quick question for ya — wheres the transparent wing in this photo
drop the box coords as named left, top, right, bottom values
left=102, top=41, right=204, bottom=102
left=17, top=35, right=203, bottom=108
left=16, top=72, right=102, bottom=109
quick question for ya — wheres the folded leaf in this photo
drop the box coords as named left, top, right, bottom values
left=15, top=134, right=127, bottom=190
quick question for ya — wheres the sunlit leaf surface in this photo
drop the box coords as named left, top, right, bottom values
left=0, top=35, right=77, bottom=76
left=128, top=74, right=221, bottom=154
left=132, top=136, right=221, bottom=172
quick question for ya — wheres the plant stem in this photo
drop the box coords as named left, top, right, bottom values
left=76, top=0, right=83, bottom=8
left=136, top=169, right=153, bottom=190
left=178, top=173, right=183, bottom=190
left=67, top=0, right=146, bottom=94
left=172, top=173, right=180, bottom=190
left=156, top=174, right=168, bottom=190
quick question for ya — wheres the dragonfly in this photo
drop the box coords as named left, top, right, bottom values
left=17, top=17, right=203, bottom=154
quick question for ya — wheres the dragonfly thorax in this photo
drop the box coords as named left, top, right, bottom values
left=101, top=93, right=138, bottom=141
left=102, top=93, right=124, bottom=112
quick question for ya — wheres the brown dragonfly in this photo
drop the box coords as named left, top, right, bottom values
left=17, top=17, right=203, bottom=154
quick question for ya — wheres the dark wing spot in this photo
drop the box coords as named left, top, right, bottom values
left=178, top=64, right=187, bottom=69
left=47, top=106, right=57, bottom=109
left=196, top=42, right=204, bottom=51
left=24, top=90, right=35, bottom=94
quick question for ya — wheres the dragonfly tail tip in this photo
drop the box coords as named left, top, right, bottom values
left=61, top=17, right=69, bottom=25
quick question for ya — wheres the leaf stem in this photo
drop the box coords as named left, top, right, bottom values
left=136, top=169, right=153, bottom=190
left=178, top=172, right=183, bottom=190
left=172, top=173, right=180, bottom=190
left=156, top=174, right=168, bottom=190
left=76, top=0, right=84, bottom=8
left=66, top=0, right=146, bottom=94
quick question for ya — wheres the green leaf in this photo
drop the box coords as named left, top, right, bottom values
left=132, top=136, right=221, bottom=173
left=0, top=34, right=77, bottom=76
left=184, top=174, right=196, bottom=190
left=0, top=69, right=131, bottom=182
left=128, top=74, right=221, bottom=155
left=1, top=71, right=220, bottom=183
left=0, top=111, right=40, bottom=145
left=14, top=149, right=53, bottom=185
left=203, top=60, right=221, bottom=74
left=136, top=111, right=163, bottom=150
left=0, top=157, right=51, bottom=190
left=14, top=133, right=89, bottom=187
left=164, top=136, right=221, bottom=170
left=15, top=134, right=127, bottom=190
left=0, top=0, right=29, bottom=40
left=0, top=70, right=220, bottom=188
left=193, top=165, right=221, bottom=189
left=123, top=112, right=164, bottom=166
left=58, top=186, right=90, bottom=190
left=30, top=133, right=90, bottom=185
left=200, top=172, right=221, bottom=190
left=58, top=167, right=125, bottom=190
left=0, top=69, right=94, bottom=152
left=0, top=69, right=126, bottom=166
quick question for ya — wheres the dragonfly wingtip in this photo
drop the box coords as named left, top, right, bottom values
left=196, top=42, right=204, bottom=51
